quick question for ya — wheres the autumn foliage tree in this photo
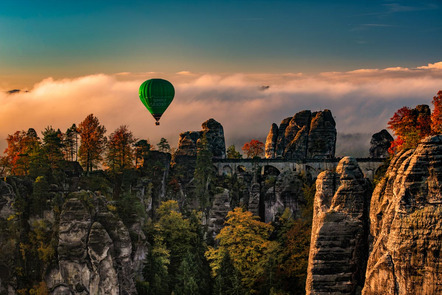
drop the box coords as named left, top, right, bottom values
left=388, top=105, right=431, bottom=154
left=226, top=145, right=242, bottom=159
left=78, top=114, right=107, bottom=172
left=3, top=129, right=40, bottom=175
left=105, top=125, right=136, bottom=172
left=205, top=208, right=278, bottom=292
left=431, top=90, right=442, bottom=134
left=242, top=139, right=264, bottom=158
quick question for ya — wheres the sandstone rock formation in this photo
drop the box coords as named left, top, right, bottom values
left=369, top=129, right=393, bottom=158
left=265, top=110, right=336, bottom=160
left=175, top=118, right=226, bottom=159
left=263, top=170, right=305, bottom=222
left=265, top=123, right=279, bottom=159
left=207, top=189, right=231, bottom=241
left=306, top=157, right=371, bottom=295
left=50, top=192, right=136, bottom=295
left=362, top=135, right=442, bottom=295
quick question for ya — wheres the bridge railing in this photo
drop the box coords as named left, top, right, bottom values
left=213, top=157, right=387, bottom=164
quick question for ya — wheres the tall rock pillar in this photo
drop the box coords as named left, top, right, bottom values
left=306, top=157, right=371, bottom=295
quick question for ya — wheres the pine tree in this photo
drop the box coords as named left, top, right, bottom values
left=157, top=137, right=171, bottom=153
left=213, top=252, right=245, bottom=295
left=64, top=124, right=78, bottom=161
left=134, top=139, right=151, bottom=168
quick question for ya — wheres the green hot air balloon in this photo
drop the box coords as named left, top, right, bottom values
left=139, top=78, right=175, bottom=125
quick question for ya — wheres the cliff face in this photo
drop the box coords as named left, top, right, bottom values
left=175, top=118, right=226, bottom=159
left=48, top=192, right=137, bottom=295
left=265, top=110, right=336, bottom=160
left=306, top=157, right=371, bottom=295
left=362, top=135, right=442, bottom=295
left=369, top=129, right=393, bottom=158
left=263, top=170, right=306, bottom=223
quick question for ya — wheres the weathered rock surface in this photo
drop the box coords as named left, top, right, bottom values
left=265, top=123, right=279, bottom=159
left=207, top=189, right=231, bottom=241
left=51, top=192, right=136, bottom=295
left=265, top=110, right=336, bottom=160
left=175, top=118, right=226, bottom=159
left=306, top=157, right=371, bottom=295
left=362, top=135, right=442, bottom=295
left=248, top=183, right=261, bottom=216
left=369, top=129, right=393, bottom=158
left=175, top=131, right=200, bottom=157
left=0, top=180, right=15, bottom=219
left=263, top=170, right=305, bottom=222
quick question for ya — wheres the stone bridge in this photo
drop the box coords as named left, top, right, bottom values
left=213, top=158, right=386, bottom=181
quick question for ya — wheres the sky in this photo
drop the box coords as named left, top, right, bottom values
left=0, top=0, right=441, bottom=156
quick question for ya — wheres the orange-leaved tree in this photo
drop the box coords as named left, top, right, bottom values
left=78, top=114, right=107, bottom=172
left=242, top=139, right=264, bottom=158
left=431, top=90, right=442, bottom=134
left=387, top=105, right=431, bottom=154
left=3, top=128, right=40, bottom=175
left=105, top=125, right=136, bottom=172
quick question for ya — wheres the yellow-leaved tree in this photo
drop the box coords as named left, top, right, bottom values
left=205, top=207, right=278, bottom=293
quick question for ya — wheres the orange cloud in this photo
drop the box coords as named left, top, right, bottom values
left=1, top=62, right=441, bottom=155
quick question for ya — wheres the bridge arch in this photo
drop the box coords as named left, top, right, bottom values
left=262, top=165, right=281, bottom=177
left=222, top=165, right=233, bottom=176
left=237, top=165, right=247, bottom=173
left=305, top=165, right=319, bottom=180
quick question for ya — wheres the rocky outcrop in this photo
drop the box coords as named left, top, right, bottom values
left=265, top=123, right=279, bottom=158
left=306, top=157, right=371, bottom=295
left=207, top=189, right=231, bottom=241
left=175, top=118, right=226, bottom=159
left=263, top=170, right=305, bottom=222
left=362, top=135, right=442, bottom=295
left=175, top=131, right=200, bottom=157
left=369, top=129, right=393, bottom=158
left=265, top=110, right=336, bottom=160
left=50, top=192, right=136, bottom=295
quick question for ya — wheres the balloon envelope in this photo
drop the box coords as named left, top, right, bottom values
left=139, top=79, right=175, bottom=125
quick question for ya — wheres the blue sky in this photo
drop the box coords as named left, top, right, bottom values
left=1, top=0, right=441, bottom=88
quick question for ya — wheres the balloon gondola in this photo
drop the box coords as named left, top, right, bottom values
left=139, top=78, right=175, bottom=125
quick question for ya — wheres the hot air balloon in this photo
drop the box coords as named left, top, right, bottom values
left=139, top=78, right=175, bottom=125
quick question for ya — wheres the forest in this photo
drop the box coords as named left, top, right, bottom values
left=0, top=90, right=441, bottom=294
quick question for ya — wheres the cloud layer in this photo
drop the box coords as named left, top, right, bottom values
left=1, top=62, right=442, bottom=156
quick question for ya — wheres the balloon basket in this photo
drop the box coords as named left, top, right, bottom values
left=155, top=122, right=160, bottom=126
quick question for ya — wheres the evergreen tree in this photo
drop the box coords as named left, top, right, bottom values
left=134, top=139, right=151, bottom=168
left=140, top=226, right=171, bottom=295
left=226, top=145, right=242, bottom=159
left=40, top=126, right=64, bottom=170
left=63, top=124, right=78, bottom=161
left=157, top=137, right=170, bottom=153
left=174, top=251, right=200, bottom=295
left=213, top=252, right=245, bottom=295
